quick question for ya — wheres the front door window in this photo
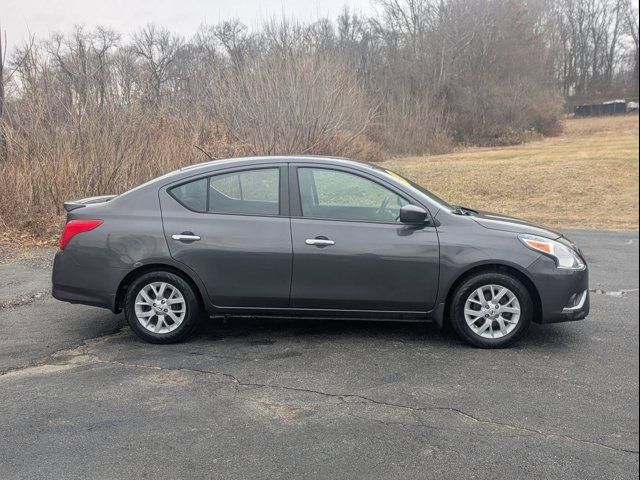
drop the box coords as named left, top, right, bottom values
left=298, top=168, right=409, bottom=223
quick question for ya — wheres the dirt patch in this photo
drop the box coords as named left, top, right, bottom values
left=2, top=347, right=99, bottom=380
left=143, top=370, right=191, bottom=385
left=248, top=399, right=316, bottom=420
left=0, top=292, right=49, bottom=310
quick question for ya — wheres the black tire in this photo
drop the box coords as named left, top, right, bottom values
left=449, top=271, right=532, bottom=348
left=124, top=271, right=202, bottom=344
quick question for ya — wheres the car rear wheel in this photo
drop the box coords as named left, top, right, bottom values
left=124, top=271, right=201, bottom=343
left=450, top=272, right=532, bottom=348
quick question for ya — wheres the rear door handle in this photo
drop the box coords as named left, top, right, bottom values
left=305, top=238, right=335, bottom=247
left=172, top=233, right=201, bottom=242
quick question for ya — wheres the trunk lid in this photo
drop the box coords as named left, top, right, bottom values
left=63, top=195, right=117, bottom=212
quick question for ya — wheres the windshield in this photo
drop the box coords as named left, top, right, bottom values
left=369, top=165, right=453, bottom=211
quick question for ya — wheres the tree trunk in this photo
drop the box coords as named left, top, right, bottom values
left=0, top=29, right=7, bottom=163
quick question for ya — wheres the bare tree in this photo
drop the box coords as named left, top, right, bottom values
left=0, top=25, right=6, bottom=162
left=0, top=26, right=35, bottom=162
left=132, top=24, right=183, bottom=105
left=211, top=19, right=252, bottom=69
left=623, top=0, right=639, bottom=92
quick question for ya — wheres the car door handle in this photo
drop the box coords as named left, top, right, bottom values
left=171, top=233, right=201, bottom=242
left=305, top=238, right=335, bottom=247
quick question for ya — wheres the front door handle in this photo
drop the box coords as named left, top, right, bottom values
left=172, top=233, right=201, bottom=242
left=305, top=237, right=335, bottom=247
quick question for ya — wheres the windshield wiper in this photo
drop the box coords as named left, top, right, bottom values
left=451, top=205, right=478, bottom=216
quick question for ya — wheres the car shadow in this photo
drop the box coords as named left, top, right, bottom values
left=183, top=316, right=585, bottom=351
left=197, top=316, right=449, bottom=343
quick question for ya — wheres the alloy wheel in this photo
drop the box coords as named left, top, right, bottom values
left=463, top=284, right=521, bottom=339
left=134, top=282, right=186, bottom=334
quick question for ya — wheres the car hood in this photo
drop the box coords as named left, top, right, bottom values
left=471, top=211, right=562, bottom=239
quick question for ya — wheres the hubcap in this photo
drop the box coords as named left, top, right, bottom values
left=134, top=282, right=186, bottom=334
left=464, top=284, right=521, bottom=339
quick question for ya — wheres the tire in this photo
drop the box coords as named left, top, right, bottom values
left=124, top=271, right=202, bottom=344
left=449, top=271, right=532, bottom=348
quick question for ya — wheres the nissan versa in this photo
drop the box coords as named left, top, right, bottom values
left=51, top=156, right=589, bottom=348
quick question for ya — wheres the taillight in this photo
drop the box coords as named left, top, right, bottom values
left=59, top=219, right=103, bottom=249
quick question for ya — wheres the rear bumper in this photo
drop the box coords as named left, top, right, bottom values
left=529, top=256, right=590, bottom=324
left=51, top=250, right=123, bottom=311
left=52, top=284, right=113, bottom=310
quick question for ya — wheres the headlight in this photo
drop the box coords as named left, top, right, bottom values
left=518, top=234, right=585, bottom=270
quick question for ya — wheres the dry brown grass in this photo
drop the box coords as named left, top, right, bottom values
left=381, top=114, right=639, bottom=231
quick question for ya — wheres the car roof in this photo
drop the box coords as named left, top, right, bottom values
left=118, top=156, right=382, bottom=199
left=178, top=155, right=374, bottom=173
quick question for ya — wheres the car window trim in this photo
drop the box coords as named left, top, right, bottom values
left=289, top=163, right=431, bottom=225
left=167, top=164, right=289, bottom=217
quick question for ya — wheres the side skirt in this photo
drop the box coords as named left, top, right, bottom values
left=207, top=307, right=436, bottom=324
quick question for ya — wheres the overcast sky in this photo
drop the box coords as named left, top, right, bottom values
left=2, top=0, right=375, bottom=53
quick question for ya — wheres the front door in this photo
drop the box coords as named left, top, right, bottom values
left=289, top=165, right=439, bottom=313
left=160, top=165, right=292, bottom=308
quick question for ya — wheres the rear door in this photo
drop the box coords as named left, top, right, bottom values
left=160, top=164, right=292, bottom=308
left=289, top=164, right=440, bottom=313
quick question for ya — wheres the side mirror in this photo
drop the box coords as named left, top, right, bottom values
left=399, top=205, right=429, bottom=224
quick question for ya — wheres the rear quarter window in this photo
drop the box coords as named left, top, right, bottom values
left=169, top=177, right=207, bottom=212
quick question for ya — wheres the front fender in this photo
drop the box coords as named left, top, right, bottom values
left=431, top=223, right=542, bottom=327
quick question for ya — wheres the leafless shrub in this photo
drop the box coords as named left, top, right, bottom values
left=1, top=0, right=636, bottom=237
left=210, top=49, right=375, bottom=158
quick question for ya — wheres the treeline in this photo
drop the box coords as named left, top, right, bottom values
left=0, top=0, right=638, bottom=235
left=531, top=0, right=638, bottom=99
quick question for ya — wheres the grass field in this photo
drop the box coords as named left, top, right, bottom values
left=382, top=114, right=639, bottom=230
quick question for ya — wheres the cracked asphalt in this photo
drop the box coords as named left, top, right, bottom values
left=0, top=229, right=638, bottom=479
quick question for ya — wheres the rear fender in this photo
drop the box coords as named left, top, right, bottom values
left=113, top=258, right=211, bottom=314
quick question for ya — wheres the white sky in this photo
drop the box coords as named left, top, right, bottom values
left=2, top=0, right=375, bottom=53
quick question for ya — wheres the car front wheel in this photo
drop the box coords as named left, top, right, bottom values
left=124, top=271, right=202, bottom=343
left=450, top=272, right=533, bottom=348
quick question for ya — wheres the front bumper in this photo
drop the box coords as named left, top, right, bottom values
left=528, top=255, right=590, bottom=324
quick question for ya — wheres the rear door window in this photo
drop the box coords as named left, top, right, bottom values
left=170, top=167, right=280, bottom=216
left=209, top=168, right=279, bottom=215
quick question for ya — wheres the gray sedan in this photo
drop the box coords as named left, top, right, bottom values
left=52, top=156, right=589, bottom=348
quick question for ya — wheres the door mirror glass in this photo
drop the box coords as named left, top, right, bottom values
left=399, top=205, right=428, bottom=224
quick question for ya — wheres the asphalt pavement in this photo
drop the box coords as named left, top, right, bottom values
left=0, top=229, right=638, bottom=479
